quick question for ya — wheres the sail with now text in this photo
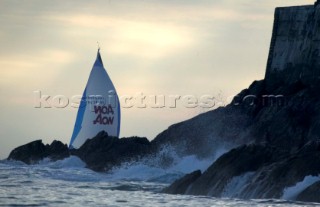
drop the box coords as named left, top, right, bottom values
left=69, top=49, right=121, bottom=149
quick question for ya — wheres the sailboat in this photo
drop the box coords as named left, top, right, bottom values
left=69, top=49, right=121, bottom=149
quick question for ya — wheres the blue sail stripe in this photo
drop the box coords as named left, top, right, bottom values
left=69, top=88, right=87, bottom=148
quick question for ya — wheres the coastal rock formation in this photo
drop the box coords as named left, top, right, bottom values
left=162, top=170, right=202, bottom=195
left=184, top=145, right=286, bottom=196
left=296, top=181, right=320, bottom=203
left=7, top=131, right=153, bottom=172
left=163, top=1, right=320, bottom=203
left=153, top=2, right=320, bottom=158
left=164, top=142, right=320, bottom=200
left=8, top=140, right=69, bottom=164
left=71, top=131, right=153, bottom=172
left=265, top=2, right=320, bottom=90
left=152, top=107, right=252, bottom=158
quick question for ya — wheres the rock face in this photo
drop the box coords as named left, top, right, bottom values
left=296, top=181, right=320, bottom=203
left=152, top=107, right=252, bottom=158
left=71, top=131, right=153, bottom=172
left=153, top=2, right=320, bottom=159
left=162, top=170, right=202, bottom=195
left=152, top=2, right=320, bottom=160
left=265, top=3, right=320, bottom=90
left=8, top=140, right=69, bottom=164
left=185, top=145, right=285, bottom=196
left=162, top=2, right=320, bottom=203
left=7, top=131, right=154, bottom=172
left=165, top=142, right=320, bottom=200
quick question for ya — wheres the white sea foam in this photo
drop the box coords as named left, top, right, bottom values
left=39, top=156, right=86, bottom=168
left=11, top=144, right=229, bottom=184
left=282, top=175, right=320, bottom=200
left=108, top=145, right=229, bottom=183
left=108, top=155, right=214, bottom=183
left=221, top=172, right=255, bottom=198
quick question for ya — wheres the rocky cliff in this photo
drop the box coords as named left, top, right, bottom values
left=153, top=1, right=320, bottom=158
left=265, top=3, right=320, bottom=90
left=163, top=2, right=320, bottom=203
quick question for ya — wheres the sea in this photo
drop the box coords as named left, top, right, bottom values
left=0, top=155, right=319, bottom=207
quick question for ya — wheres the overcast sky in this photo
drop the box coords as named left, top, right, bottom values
left=0, top=0, right=313, bottom=159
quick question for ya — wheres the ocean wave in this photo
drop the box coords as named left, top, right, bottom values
left=282, top=175, right=320, bottom=200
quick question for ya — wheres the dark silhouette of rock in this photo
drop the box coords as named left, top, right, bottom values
left=8, top=140, right=69, bottom=164
left=237, top=143, right=320, bottom=199
left=46, top=140, right=70, bottom=161
left=152, top=1, right=320, bottom=158
left=296, top=181, right=320, bottom=203
left=71, top=131, right=154, bottom=172
left=162, top=170, right=202, bottom=195
left=7, top=131, right=155, bottom=172
left=164, top=143, right=320, bottom=201
left=163, top=145, right=286, bottom=196
left=151, top=107, right=252, bottom=158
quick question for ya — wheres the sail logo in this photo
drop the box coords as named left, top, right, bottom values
left=93, top=105, right=114, bottom=125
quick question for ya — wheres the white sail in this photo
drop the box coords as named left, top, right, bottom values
left=69, top=49, right=121, bottom=149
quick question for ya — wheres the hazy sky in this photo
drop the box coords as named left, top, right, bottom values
left=0, top=0, right=313, bottom=159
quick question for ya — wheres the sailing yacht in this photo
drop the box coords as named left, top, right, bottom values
left=69, top=49, right=121, bottom=149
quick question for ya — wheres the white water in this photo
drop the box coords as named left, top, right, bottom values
left=282, top=175, right=320, bottom=200
left=110, top=155, right=214, bottom=183
left=0, top=156, right=317, bottom=206
left=108, top=144, right=225, bottom=183
left=222, top=172, right=255, bottom=198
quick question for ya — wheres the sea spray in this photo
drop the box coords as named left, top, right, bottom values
left=108, top=144, right=229, bottom=183
left=282, top=175, right=320, bottom=200
left=221, top=172, right=255, bottom=198
left=39, top=156, right=86, bottom=168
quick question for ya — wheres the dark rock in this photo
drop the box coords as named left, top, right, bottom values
left=7, top=131, right=155, bottom=172
left=164, top=143, right=320, bottom=201
left=162, top=170, right=202, bottom=195
left=151, top=107, right=252, bottom=158
left=71, top=131, right=154, bottom=172
left=296, top=181, right=320, bottom=203
left=238, top=145, right=320, bottom=199
left=181, top=145, right=286, bottom=196
left=45, top=140, right=70, bottom=161
left=8, top=140, right=69, bottom=164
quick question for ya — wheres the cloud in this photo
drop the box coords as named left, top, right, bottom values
left=45, top=14, right=195, bottom=59
left=0, top=49, right=75, bottom=87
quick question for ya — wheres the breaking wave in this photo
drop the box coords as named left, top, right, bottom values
left=1, top=145, right=230, bottom=185
left=108, top=144, right=228, bottom=183
left=221, top=172, right=255, bottom=198
left=282, top=175, right=320, bottom=200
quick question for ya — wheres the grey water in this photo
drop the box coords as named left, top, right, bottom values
left=0, top=157, right=318, bottom=207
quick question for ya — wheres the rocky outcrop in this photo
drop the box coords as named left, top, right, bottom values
left=184, top=145, right=286, bottom=196
left=164, top=142, right=320, bottom=200
left=152, top=106, right=252, bottom=158
left=7, top=131, right=154, bottom=172
left=296, top=181, right=320, bottom=203
left=71, top=131, right=153, bottom=172
left=7, top=140, right=69, bottom=164
left=238, top=142, right=320, bottom=199
left=152, top=2, right=320, bottom=160
left=265, top=3, right=320, bottom=91
left=162, top=170, right=202, bottom=195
